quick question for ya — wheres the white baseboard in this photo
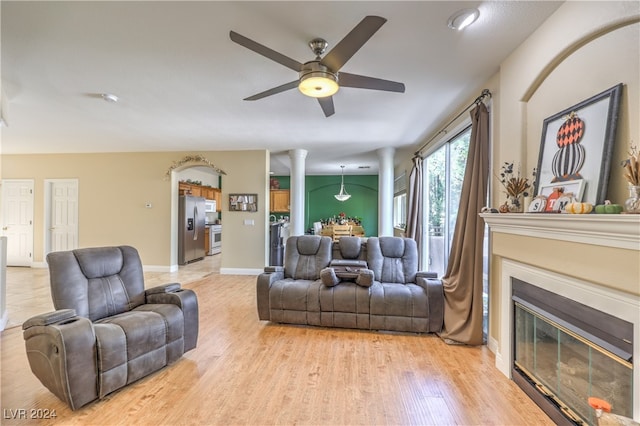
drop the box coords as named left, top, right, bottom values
left=31, top=262, right=48, bottom=268
left=487, top=336, right=511, bottom=377
left=220, top=267, right=262, bottom=275
left=0, top=310, right=9, bottom=332
left=487, top=335, right=498, bottom=354
left=143, top=265, right=178, bottom=273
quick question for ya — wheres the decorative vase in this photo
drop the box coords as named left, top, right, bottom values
left=624, top=185, right=640, bottom=214
left=507, top=194, right=524, bottom=213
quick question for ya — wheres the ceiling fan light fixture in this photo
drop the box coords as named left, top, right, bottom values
left=334, top=165, right=351, bottom=202
left=447, top=8, right=480, bottom=31
left=299, top=71, right=339, bottom=98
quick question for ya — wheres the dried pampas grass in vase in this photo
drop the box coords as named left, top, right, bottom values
left=622, top=144, right=640, bottom=213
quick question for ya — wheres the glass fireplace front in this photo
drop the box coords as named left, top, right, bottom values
left=512, top=278, right=633, bottom=425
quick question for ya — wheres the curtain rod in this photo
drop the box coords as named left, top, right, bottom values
left=414, top=89, right=492, bottom=157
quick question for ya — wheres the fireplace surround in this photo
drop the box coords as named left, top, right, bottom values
left=481, top=213, right=640, bottom=424
left=512, top=278, right=633, bottom=424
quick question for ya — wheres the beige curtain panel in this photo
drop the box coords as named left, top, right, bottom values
left=405, top=155, right=423, bottom=261
left=440, top=103, right=490, bottom=345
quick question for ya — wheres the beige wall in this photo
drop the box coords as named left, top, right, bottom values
left=1, top=150, right=269, bottom=271
left=396, top=1, right=639, bottom=348
left=492, top=233, right=638, bottom=295
left=489, top=1, right=639, bottom=347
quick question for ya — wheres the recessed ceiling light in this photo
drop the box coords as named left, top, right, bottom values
left=101, top=93, right=119, bottom=103
left=447, top=8, right=480, bottom=31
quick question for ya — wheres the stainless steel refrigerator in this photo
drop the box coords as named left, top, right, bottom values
left=178, top=195, right=206, bottom=264
left=269, top=222, right=284, bottom=266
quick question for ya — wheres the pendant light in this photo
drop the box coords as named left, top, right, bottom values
left=334, top=165, right=351, bottom=202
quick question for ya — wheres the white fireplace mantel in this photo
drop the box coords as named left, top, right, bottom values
left=480, top=213, right=640, bottom=250
left=482, top=213, right=640, bottom=421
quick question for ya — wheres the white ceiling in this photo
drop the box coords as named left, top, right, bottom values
left=1, top=1, right=563, bottom=175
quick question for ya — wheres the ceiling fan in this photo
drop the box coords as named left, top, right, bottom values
left=229, top=16, right=405, bottom=117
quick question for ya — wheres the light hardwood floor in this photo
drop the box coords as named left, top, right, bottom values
left=1, top=256, right=553, bottom=425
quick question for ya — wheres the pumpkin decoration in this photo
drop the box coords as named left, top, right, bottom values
left=551, top=112, right=585, bottom=182
left=595, top=200, right=623, bottom=214
left=565, top=202, right=593, bottom=214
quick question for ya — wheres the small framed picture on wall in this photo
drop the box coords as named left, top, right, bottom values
left=229, top=194, right=257, bottom=212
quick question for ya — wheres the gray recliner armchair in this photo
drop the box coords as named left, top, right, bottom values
left=22, top=245, right=199, bottom=410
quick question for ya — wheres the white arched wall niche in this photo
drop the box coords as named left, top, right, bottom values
left=526, top=20, right=639, bottom=205
left=488, top=0, right=639, bottom=354
left=494, top=1, right=639, bottom=209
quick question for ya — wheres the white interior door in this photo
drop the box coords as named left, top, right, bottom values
left=1, top=180, right=34, bottom=266
left=46, top=179, right=78, bottom=255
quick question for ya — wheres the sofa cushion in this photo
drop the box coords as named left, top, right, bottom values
left=94, top=308, right=176, bottom=396
left=367, top=237, right=418, bottom=284
left=338, top=236, right=363, bottom=259
left=284, top=236, right=332, bottom=280
left=268, top=279, right=322, bottom=325
left=318, top=282, right=371, bottom=329
left=269, top=279, right=321, bottom=312
left=48, top=246, right=146, bottom=321
left=369, top=282, right=430, bottom=332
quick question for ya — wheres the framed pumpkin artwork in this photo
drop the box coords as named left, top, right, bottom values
left=533, top=84, right=623, bottom=205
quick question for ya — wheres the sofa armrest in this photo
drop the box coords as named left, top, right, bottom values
left=415, top=276, right=444, bottom=333
left=22, top=312, right=98, bottom=410
left=145, top=283, right=182, bottom=295
left=22, top=309, right=77, bottom=329
left=320, top=267, right=340, bottom=287
left=256, top=270, right=284, bottom=320
left=146, top=285, right=199, bottom=352
left=416, top=271, right=438, bottom=279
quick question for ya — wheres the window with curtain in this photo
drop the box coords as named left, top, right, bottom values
left=393, top=172, right=407, bottom=230
left=423, top=126, right=471, bottom=277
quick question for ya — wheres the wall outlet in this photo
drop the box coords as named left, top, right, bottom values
left=244, top=219, right=254, bottom=226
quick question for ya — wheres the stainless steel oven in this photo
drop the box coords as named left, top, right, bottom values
left=210, top=224, right=222, bottom=255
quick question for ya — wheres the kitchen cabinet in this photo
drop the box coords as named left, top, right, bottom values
left=211, top=188, right=222, bottom=211
left=204, top=226, right=210, bottom=255
left=190, top=186, right=202, bottom=197
left=178, top=182, right=203, bottom=197
left=202, top=187, right=216, bottom=200
left=178, top=182, right=191, bottom=195
left=179, top=182, right=220, bottom=210
left=270, top=190, right=290, bottom=213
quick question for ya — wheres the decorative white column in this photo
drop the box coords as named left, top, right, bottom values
left=377, top=147, right=395, bottom=236
left=288, top=149, right=308, bottom=236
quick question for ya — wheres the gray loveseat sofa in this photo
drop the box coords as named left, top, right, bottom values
left=256, top=235, right=444, bottom=333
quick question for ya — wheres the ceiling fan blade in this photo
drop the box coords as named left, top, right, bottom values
left=230, top=31, right=303, bottom=72
left=320, top=16, right=386, bottom=72
left=318, top=97, right=335, bottom=117
left=244, top=81, right=299, bottom=101
left=339, top=72, right=405, bottom=93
